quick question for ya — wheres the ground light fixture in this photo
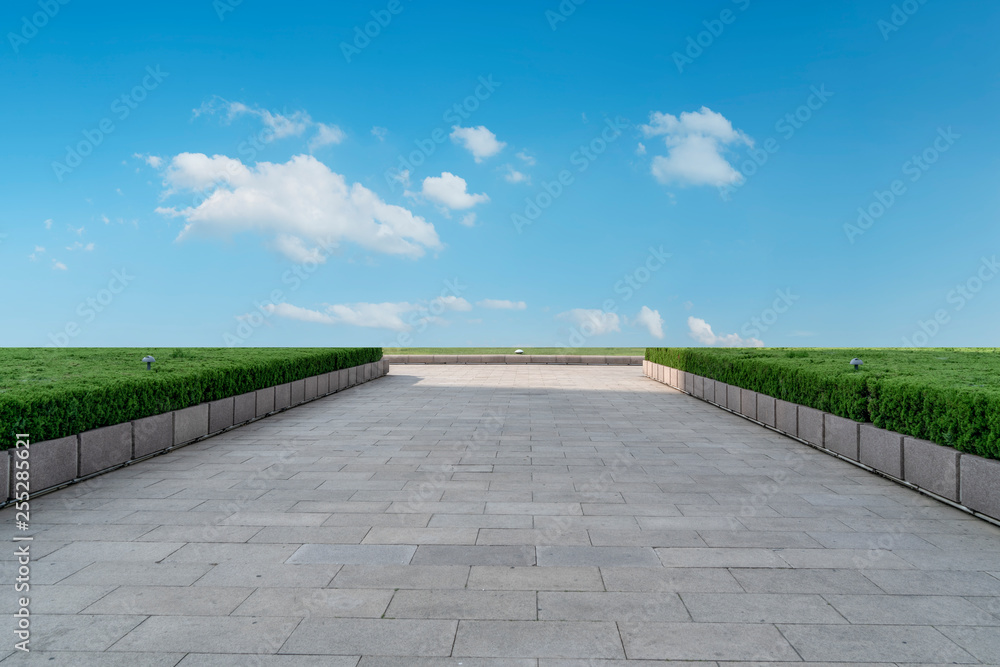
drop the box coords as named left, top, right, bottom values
left=850, top=358, right=863, bottom=371
left=142, top=355, right=156, bottom=370
left=514, top=349, right=524, bottom=354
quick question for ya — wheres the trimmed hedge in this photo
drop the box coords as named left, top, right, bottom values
left=0, top=347, right=381, bottom=449
left=646, top=347, right=1000, bottom=460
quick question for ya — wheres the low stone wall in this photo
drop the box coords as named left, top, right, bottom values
left=386, top=354, right=643, bottom=365
left=3, top=359, right=389, bottom=504
left=644, top=360, right=1000, bottom=523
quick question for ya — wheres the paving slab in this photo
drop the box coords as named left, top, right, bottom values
left=3, top=364, right=998, bottom=663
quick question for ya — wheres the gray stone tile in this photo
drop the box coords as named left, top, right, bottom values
left=536, top=546, right=661, bottom=567
left=410, top=545, right=535, bottom=566
left=468, top=566, right=604, bottom=591
left=0, top=652, right=184, bottom=666
left=729, top=568, right=883, bottom=594
left=280, top=618, right=457, bottom=656
left=332, top=565, right=470, bottom=589
left=937, top=625, right=1000, bottom=664
left=60, top=562, right=212, bottom=587
left=24, top=585, right=116, bottom=614
left=601, top=567, right=743, bottom=593
left=778, top=624, right=976, bottom=663
left=682, top=593, right=846, bottom=623
left=178, top=655, right=358, bottom=667
left=109, top=616, right=301, bottom=654
left=193, top=562, right=339, bottom=587
left=287, top=543, right=415, bottom=565
left=233, top=587, right=393, bottom=618
left=386, top=589, right=536, bottom=620
left=862, top=569, right=1000, bottom=595
left=82, top=586, right=253, bottom=616
left=453, top=620, right=625, bottom=659
left=362, top=527, right=479, bottom=545
left=826, top=594, right=1000, bottom=625
left=24, top=615, right=146, bottom=652
left=538, top=591, right=688, bottom=621
left=619, top=622, right=798, bottom=661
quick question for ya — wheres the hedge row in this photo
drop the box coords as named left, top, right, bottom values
left=0, top=348, right=382, bottom=449
left=646, top=348, right=1000, bottom=460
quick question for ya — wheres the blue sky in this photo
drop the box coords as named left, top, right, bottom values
left=2, top=0, right=998, bottom=349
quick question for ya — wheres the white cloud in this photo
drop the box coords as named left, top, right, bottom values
left=516, top=150, right=536, bottom=166
left=309, top=122, right=347, bottom=150
left=502, top=164, right=530, bottom=184
left=640, top=107, right=751, bottom=187
left=43, top=218, right=52, bottom=229
left=195, top=97, right=345, bottom=151
left=450, top=125, right=506, bottom=162
left=421, top=172, right=489, bottom=210
left=265, top=298, right=466, bottom=332
left=633, top=306, right=664, bottom=339
left=371, top=126, right=388, bottom=141
left=460, top=213, right=477, bottom=227
left=52, top=259, right=67, bottom=271
left=28, top=246, right=45, bottom=261
left=432, top=295, right=473, bottom=312
left=687, top=316, right=763, bottom=347
left=684, top=300, right=693, bottom=311
left=154, top=153, right=441, bottom=261
left=134, top=153, right=164, bottom=168
left=635, top=142, right=647, bottom=155
left=69, top=225, right=84, bottom=236
left=66, top=242, right=95, bottom=252
left=557, top=309, right=621, bottom=335
left=478, top=299, right=527, bottom=310
left=271, top=234, right=328, bottom=264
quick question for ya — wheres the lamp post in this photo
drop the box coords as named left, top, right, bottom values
left=142, top=355, right=156, bottom=370
left=850, top=358, right=863, bottom=371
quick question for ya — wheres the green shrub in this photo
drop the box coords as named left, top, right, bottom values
left=646, top=347, right=1000, bottom=459
left=0, top=347, right=381, bottom=449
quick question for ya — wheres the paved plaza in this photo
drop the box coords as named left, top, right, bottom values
left=3, top=364, right=1000, bottom=664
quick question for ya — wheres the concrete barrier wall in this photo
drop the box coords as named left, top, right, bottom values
left=386, top=355, right=643, bottom=365
left=644, top=360, right=1000, bottom=523
left=4, top=359, right=388, bottom=504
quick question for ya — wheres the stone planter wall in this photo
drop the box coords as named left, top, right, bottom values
left=385, top=354, right=643, bottom=365
left=3, top=359, right=390, bottom=504
left=643, top=360, right=1000, bottom=523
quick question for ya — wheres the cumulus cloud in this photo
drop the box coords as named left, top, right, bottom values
left=153, top=153, right=441, bottom=261
left=309, top=123, right=347, bottom=150
left=371, top=126, right=388, bottom=141
left=502, top=164, right=530, bottom=184
left=460, top=213, right=477, bottom=227
left=195, top=97, right=345, bottom=150
left=43, top=218, right=52, bottom=229
left=52, top=259, right=67, bottom=271
left=478, top=299, right=527, bottom=310
left=134, top=153, right=163, bottom=168
left=516, top=150, right=535, bottom=166
left=687, top=316, right=763, bottom=347
left=421, top=172, right=489, bottom=210
left=635, top=142, right=647, bottom=155
left=557, top=309, right=621, bottom=335
left=265, top=296, right=471, bottom=332
left=66, top=242, right=95, bottom=252
left=28, top=246, right=45, bottom=261
left=450, top=125, right=506, bottom=162
left=633, top=306, right=664, bottom=339
left=640, top=107, right=751, bottom=187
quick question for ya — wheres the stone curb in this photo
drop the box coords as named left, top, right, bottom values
left=385, top=355, right=644, bottom=365
left=643, top=360, right=999, bottom=524
left=4, top=359, right=388, bottom=504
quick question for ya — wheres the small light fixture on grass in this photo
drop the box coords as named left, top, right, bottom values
left=514, top=349, right=524, bottom=354
left=142, top=355, right=156, bottom=370
left=850, top=358, right=863, bottom=371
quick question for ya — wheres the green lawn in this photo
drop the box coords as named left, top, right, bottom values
left=384, top=347, right=644, bottom=356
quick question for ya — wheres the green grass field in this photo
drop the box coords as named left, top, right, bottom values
left=383, top=348, right=644, bottom=356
